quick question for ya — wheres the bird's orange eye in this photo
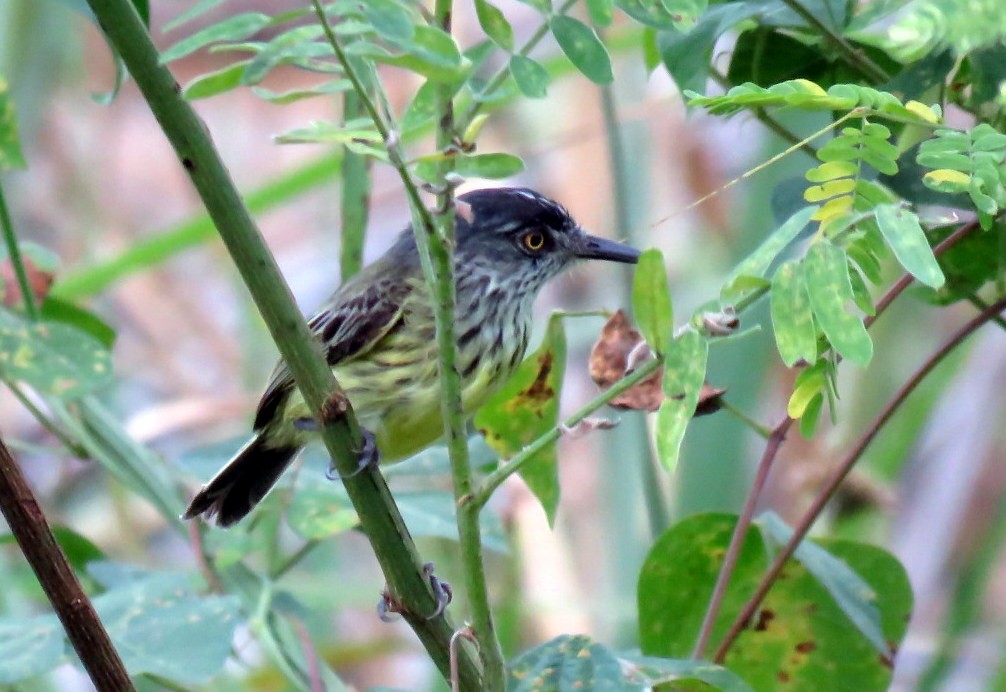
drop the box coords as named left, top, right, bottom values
left=523, top=231, right=546, bottom=251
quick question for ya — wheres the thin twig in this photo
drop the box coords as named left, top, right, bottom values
left=712, top=294, right=1006, bottom=662
left=0, top=180, right=39, bottom=319
left=473, top=358, right=664, bottom=507
left=777, top=0, right=889, bottom=83
left=710, top=68, right=818, bottom=158
left=694, top=216, right=979, bottom=659
left=0, top=435, right=134, bottom=690
left=691, top=417, right=793, bottom=658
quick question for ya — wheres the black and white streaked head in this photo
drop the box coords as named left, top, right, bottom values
left=449, top=187, right=640, bottom=294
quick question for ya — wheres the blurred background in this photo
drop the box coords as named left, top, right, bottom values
left=1, top=0, right=1005, bottom=690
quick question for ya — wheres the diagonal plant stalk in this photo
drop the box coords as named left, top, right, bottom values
left=0, top=181, right=38, bottom=319
left=0, top=433, right=134, bottom=690
left=84, top=0, right=482, bottom=686
left=473, top=357, right=664, bottom=507
left=308, top=1, right=503, bottom=684
left=691, top=218, right=980, bottom=659
left=713, top=294, right=1006, bottom=662
left=428, top=0, right=507, bottom=683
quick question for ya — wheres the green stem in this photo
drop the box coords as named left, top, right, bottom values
left=475, top=358, right=664, bottom=507
left=430, top=1, right=505, bottom=687
left=717, top=398, right=772, bottom=439
left=599, top=75, right=670, bottom=538
left=777, top=0, right=889, bottom=83
left=0, top=179, right=38, bottom=319
left=85, top=0, right=482, bottom=685
left=710, top=68, right=817, bottom=158
left=458, top=0, right=577, bottom=129
left=339, top=92, right=370, bottom=281
left=271, top=540, right=321, bottom=581
left=1, top=379, right=87, bottom=457
left=713, top=295, right=1006, bottom=662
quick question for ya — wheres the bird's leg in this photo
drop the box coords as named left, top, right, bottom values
left=325, top=428, right=380, bottom=481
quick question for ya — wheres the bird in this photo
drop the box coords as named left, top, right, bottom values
left=184, top=187, right=640, bottom=526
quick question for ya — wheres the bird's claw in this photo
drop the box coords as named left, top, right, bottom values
left=326, top=428, right=379, bottom=481
left=424, top=562, right=453, bottom=620
left=374, top=563, right=451, bottom=623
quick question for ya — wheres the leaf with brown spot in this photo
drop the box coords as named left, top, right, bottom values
left=476, top=314, right=566, bottom=525
left=638, top=513, right=912, bottom=691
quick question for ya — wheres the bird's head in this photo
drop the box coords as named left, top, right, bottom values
left=453, top=187, right=640, bottom=287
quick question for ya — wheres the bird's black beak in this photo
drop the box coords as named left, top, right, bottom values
left=575, top=233, right=641, bottom=264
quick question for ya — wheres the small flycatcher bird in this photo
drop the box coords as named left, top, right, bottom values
left=184, top=187, right=639, bottom=526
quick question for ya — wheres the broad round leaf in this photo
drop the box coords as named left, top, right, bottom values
left=0, top=313, right=113, bottom=399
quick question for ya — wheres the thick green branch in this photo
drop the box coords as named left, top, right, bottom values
left=84, top=0, right=482, bottom=685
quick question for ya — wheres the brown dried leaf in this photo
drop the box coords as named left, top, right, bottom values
left=589, top=310, right=727, bottom=415
left=2, top=257, right=55, bottom=308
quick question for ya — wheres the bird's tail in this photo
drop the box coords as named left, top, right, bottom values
left=183, top=435, right=299, bottom=527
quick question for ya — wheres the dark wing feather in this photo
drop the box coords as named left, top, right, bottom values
left=252, top=276, right=411, bottom=431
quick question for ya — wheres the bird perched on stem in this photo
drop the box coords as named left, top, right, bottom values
left=185, top=187, right=640, bottom=526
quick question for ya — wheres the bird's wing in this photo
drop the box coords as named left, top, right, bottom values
left=252, top=277, right=411, bottom=431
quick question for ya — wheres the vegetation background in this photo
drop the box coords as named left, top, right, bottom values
left=0, top=0, right=1005, bottom=690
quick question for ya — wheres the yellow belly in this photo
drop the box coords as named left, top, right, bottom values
left=274, top=345, right=511, bottom=462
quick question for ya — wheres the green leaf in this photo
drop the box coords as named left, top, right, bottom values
left=401, top=80, right=440, bottom=131
left=874, top=204, right=945, bottom=288
left=658, top=0, right=708, bottom=28
left=620, top=653, right=755, bottom=691
left=181, top=61, right=249, bottom=100
left=722, top=206, right=817, bottom=300
left=476, top=315, right=566, bottom=525
left=639, top=513, right=767, bottom=659
left=274, top=121, right=383, bottom=146
left=242, top=25, right=325, bottom=85
left=0, top=311, right=113, bottom=399
left=93, top=573, right=241, bottom=684
left=251, top=80, right=353, bottom=105
left=509, top=55, right=550, bottom=98
left=616, top=0, right=679, bottom=29
left=585, top=0, right=615, bottom=26
left=454, top=152, right=525, bottom=179
left=350, top=27, right=468, bottom=82
left=638, top=513, right=913, bottom=692
left=804, top=242, right=873, bottom=366
left=475, top=0, right=513, bottom=50
left=0, top=78, right=26, bottom=171
left=632, top=249, right=673, bottom=355
left=360, top=0, right=415, bottom=43
left=0, top=616, right=65, bottom=684
left=40, top=297, right=117, bottom=349
left=655, top=330, right=708, bottom=472
left=515, top=0, right=551, bottom=11
left=508, top=635, right=624, bottom=690
left=160, top=12, right=272, bottom=63
left=163, top=0, right=228, bottom=32
left=286, top=483, right=360, bottom=540
left=771, top=260, right=817, bottom=367
left=760, top=512, right=890, bottom=656
left=548, top=16, right=613, bottom=84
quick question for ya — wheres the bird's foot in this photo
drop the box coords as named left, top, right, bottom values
left=423, top=562, right=453, bottom=620
left=375, top=562, right=452, bottom=623
left=326, top=428, right=379, bottom=481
